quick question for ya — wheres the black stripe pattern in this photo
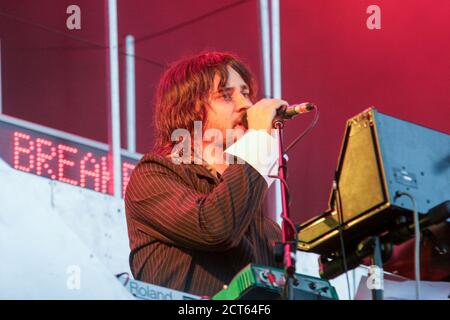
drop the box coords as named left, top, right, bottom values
left=125, top=154, right=282, bottom=297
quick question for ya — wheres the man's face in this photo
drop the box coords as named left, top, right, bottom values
left=204, top=66, right=252, bottom=144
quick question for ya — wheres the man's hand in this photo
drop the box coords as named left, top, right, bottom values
left=246, top=98, right=289, bottom=133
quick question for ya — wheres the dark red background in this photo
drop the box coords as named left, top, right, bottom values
left=1, top=0, right=449, bottom=224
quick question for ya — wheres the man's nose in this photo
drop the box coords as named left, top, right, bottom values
left=235, top=93, right=252, bottom=112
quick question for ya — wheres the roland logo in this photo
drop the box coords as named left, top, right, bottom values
left=129, top=281, right=173, bottom=300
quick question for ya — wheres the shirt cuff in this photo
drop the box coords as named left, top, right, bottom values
left=225, top=130, right=279, bottom=187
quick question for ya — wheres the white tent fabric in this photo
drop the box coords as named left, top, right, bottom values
left=0, top=159, right=133, bottom=299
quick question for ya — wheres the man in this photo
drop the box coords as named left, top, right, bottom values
left=125, top=52, right=288, bottom=297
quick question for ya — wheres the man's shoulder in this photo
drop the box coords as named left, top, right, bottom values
left=137, top=152, right=215, bottom=178
left=125, top=153, right=190, bottom=200
left=133, top=152, right=186, bottom=176
left=139, top=152, right=175, bottom=166
left=136, top=152, right=214, bottom=178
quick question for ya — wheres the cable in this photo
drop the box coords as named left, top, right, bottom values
left=2, top=1, right=253, bottom=68
left=285, top=112, right=351, bottom=301
left=395, top=191, right=421, bottom=300
left=265, top=105, right=320, bottom=179
left=267, top=150, right=298, bottom=300
left=267, top=174, right=297, bottom=242
left=0, top=11, right=105, bottom=50
left=268, top=174, right=291, bottom=202
left=282, top=273, right=297, bottom=300
left=0, top=11, right=166, bottom=69
left=119, top=51, right=166, bottom=68
left=265, top=105, right=320, bottom=299
left=333, top=178, right=353, bottom=300
left=132, top=0, right=251, bottom=44
left=285, top=105, right=320, bottom=153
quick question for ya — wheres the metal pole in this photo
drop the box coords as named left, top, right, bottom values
left=107, top=0, right=122, bottom=199
left=271, top=0, right=283, bottom=226
left=271, top=0, right=282, bottom=99
left=125, top=35, right=136, bottom=153
left=259, top=0, right=271, bottom=99
left=259, top=0, right=280, bottom=225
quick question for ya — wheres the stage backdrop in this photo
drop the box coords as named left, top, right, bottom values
left=1, top=0, right=449, bottom=224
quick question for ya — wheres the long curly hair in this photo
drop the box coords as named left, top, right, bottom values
left=153, top=51, right=256, bottom=155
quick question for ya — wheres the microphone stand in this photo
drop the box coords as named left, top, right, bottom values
left=273, top=119, right=297, bottom=300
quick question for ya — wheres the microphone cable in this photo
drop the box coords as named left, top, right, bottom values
left=265, top=104, right=320, bottom=299
left=333, top=175, right=353, bottom=300
left=394, top=191, right=421, bottom=300
left=285, top=104, right=320, bottom=153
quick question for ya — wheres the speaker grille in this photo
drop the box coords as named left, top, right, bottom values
left=338, top=117, right=386, bottom=223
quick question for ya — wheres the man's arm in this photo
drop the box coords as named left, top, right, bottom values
left=125, top=155, right=268, bottom=252
left=225, top=129, right=279, bottom=187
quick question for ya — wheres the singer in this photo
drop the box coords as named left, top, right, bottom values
left=124, top=52, right=289, bottom=296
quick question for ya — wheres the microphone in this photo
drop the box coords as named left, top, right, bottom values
left=241, top=102, right=316, bottom=128
left=272, top=102, right=316, bottom=127
left=277, top=102, right=316, bottom=119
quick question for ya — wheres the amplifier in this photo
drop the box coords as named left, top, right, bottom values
left=297, top=108, right=450, bottom=256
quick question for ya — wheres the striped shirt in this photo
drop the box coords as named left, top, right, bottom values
left=124, top=153, right=282, bottom=297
